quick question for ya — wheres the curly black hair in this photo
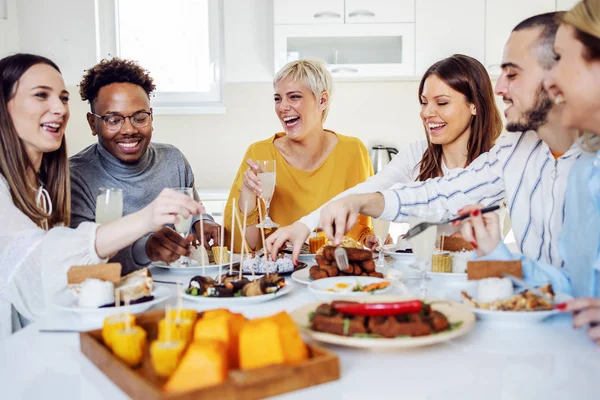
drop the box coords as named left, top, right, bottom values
left=79, top=57, right=156, bottom=110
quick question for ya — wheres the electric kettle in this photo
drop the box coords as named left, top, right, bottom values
left=370, top=145, right=398, bottom=174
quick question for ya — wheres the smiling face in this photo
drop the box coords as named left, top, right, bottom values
left=7, top=63, right=69, bottom=167
left=495, top=28, right=553, bottom=132
left=544, top=24, right=600, bottom=132
left=273, top=78, right=327, bottom=140
left=419, top=74, right=475, bottom=146
left=88, top=82, right=152, bottom=163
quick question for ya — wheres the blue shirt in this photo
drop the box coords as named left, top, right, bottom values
left=482, top=148, right=600, bottom=297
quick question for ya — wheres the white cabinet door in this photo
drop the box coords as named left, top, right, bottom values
left=274, top=0, right=344, bottom=25
left=415, top=0, right=485, bottom=76
left=485, top=0, right=556, bottom=74
left=344, top=0, right=415, bottom=24
left=556, top=0, right=580, bottom=10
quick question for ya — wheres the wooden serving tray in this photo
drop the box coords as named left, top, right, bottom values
left=80, top=309, right=340, bottom=400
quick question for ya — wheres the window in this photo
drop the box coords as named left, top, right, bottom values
left=96, top=0, right=224, bottom=114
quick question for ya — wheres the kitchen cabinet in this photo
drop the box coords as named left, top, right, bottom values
left=274, top=23, right=415, bottom=78
left=556, top=0, right=580, bottom=11
left=415, top=0, right=485, bottom=76
left=485, top=0, right=556, bottom=74
left=274, top=0, right=344, bottom=25
left=344, top=0, right=414, bottom=24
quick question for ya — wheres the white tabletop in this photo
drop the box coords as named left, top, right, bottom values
left=1, top=264, right=599, bottom=400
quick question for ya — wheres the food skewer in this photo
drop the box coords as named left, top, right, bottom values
left=229, top=198, right=236, bottom=275
left=239, top=201, right=248, bottom=280
left=218, top=202, right=226, bottom=283
left=176, top=283, right=183, bottom=323
left=200, top=216, right=206, bottom=277
left=257, top=200, right=269, bottom=277
left=234, top=213, right=251, bottom=255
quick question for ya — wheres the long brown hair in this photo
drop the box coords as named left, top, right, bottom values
left=417, top=54, right=503, bottom=181
left=0, top=53, right=70, bottom=229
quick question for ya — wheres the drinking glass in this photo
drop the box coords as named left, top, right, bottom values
left=407, top=207, right=443, bottom=299
left=95, top=188, right=123, bottom=224
left=255, top=160, right=279, bottom=229
left=372, top=218, right=390, bottom=276
left=172, top=187, right=195, bottom=267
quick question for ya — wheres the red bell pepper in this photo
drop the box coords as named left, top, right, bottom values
left=332, top=300, right=423, bottom=317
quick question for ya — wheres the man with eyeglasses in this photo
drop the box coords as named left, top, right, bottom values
left=69, top=58, right=220, bottom=275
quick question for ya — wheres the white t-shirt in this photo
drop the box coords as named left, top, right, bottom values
left=0, top=176, right=103, bottom=337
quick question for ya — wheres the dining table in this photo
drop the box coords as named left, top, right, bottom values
left=1, top=262, right=599, bottom=400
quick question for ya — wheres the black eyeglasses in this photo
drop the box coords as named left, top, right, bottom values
left=91, top=111, right=152, bottom=131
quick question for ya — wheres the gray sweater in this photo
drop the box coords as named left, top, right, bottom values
left=69, top=142, right=211, bottom=275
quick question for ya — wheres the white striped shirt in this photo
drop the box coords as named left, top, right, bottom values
left=380, top=131, right=582, bottom=268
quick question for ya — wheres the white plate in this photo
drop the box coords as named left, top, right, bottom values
left=383, top=244, right=416, bottom=264
left=291, top=295, right=476, bottom=349
left=182, top=282, right=292, bottom=305
left=152, top=253, right=241, bottom=274
left=297, top=253, right=317, bottom=264
left=292, top=266, right=403, bottom=285
left=52, top=286, right=171, bottom=318
left=428, top=271, right=467, bottom=282
left=466, top=291, right=573, bottom=323
left=308, top=276, right=394, bottom=300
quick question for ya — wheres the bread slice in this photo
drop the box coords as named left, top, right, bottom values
left=115, top=268, right=153, bottom=302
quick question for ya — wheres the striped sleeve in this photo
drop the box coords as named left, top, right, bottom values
left=379, top=135, right=517, bottom=221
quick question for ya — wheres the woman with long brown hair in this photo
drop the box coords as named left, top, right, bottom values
left=267, top=54, right=503, bottom=260
left=0, top=54, right=203, bottom=336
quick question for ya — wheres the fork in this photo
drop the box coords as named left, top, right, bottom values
left=403, top=205, right=501, bottom=241
left=334, top=246, right=350, bottom=272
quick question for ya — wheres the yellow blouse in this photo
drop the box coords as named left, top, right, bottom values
left=224, top=131, right=373, bottom=252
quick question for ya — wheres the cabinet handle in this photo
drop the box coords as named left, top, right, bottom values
left=331, top=67, right=358, bottom=74
left=348, top=9, right=376, bottom=18
left=313, top=11, right=341, bottom=19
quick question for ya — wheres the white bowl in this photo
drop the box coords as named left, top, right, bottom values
left=383, top=244, right=416, bottom=264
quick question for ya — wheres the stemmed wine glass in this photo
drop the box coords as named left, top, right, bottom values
left=255, top=160, right=279, bottom=229
left=172, top=187, right=195, bottom=267
left=373, top=218, right=390, bottom=276
left=95, top=188, right=123, bottom=224
left=407, top=207, right=443, bottom=299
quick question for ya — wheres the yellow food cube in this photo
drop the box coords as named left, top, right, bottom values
left=163, top=340, right=229, bottom=393
left=194, top=311, right=245, bottom=369
left=150, top=340, right=186, bottom=378
left=212, top=246, right=229, bottom=264
left=270, top=312, right=309, bottom=365
left=102, top=313, right=135, bottom=349
left=166, top=309, right=197, bottom=324
left=158, top=318, right=194, bottom=344
left=239, top=319, right=285, bottom=370
left=111, top=326, right=147, bottom=367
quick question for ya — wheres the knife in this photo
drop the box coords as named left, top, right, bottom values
left=502, top=273, right=554, bottom=304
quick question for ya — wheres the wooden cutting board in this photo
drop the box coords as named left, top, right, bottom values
left=80, top=309, right=340, bottom=399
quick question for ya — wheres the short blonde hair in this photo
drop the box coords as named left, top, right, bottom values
left=273, top=59, right=333, bottom=122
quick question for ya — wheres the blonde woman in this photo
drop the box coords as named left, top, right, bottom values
left=224, top=59, right=372, bottom=253
left=0, top=54, right=204, bottom=335
left=461, top=0, right=600, bottom=344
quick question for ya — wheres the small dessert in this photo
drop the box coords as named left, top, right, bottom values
left=78, top=279, right=115, bottom=308
left=150, top=339, right=186, bottom=378
left=102, top=313, right=135, bottom=348
left=431, top=251, right=453, bottom=273
left=308, top=233, right=326, bottom=254
left=111, top=325, right=147, bottom=367
left=190, top=245, right=210, bottom=265
left=163, top=340, right=229, bottom=393
left=113, top=268, right=154, bottom=306
left=211, top=246, right=229, bottom=264
left=450, top=250, right=474, bottom=273
left=275, top=252, right=295, bottom=273
left=475, top=277, right=514, bottom=303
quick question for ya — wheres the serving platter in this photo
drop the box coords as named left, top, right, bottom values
left=151, top=253, right=241, bottom=274
left=291, top=295, right=476, bottom=350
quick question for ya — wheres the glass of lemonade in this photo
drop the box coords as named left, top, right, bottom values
left=172, top=187, right=195, bottom=267
left=95, top=188, right=123, bottom=224
left=255, top=160, right=279, bottom=229
left=407, top=207, right=443, bottom=299
left=373, top=218, right=390, bottom=276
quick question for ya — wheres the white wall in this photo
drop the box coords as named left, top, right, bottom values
left=0, top=0, right=19, bottom=58
left=9, top=0, right=508, bottom=190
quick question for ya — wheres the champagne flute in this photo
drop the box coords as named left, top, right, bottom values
left=407, top=208, right=442, bottom=299
left=95, top=188, right=123, bottom=224
left=255, top=160, right=279, bottom=229
left=373, top=218, right=390, bottom=276
left=172, top=187, right=194, bottom=267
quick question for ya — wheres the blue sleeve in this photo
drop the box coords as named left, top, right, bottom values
left=479, top=242, right=573, bottom=295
